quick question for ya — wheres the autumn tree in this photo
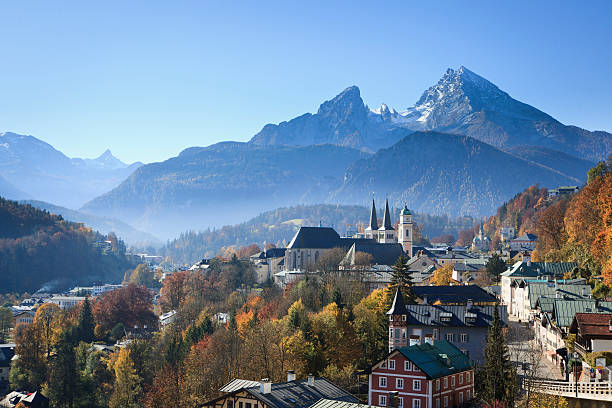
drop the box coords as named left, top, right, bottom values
left=431, top=263, right=453, bottom=286
left=34, top=303, right=63, bottom=359
left=109, top=348, right=142, bottom=408
left=92, top=284, right=157, bottom=333
left=10, top=323, right=46, bottom=390
left=126, top=263, right=158, bottom=288
left=535, top=199, right=569, bottom=256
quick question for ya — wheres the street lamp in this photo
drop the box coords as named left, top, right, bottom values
left=573, top=351, right=581, bottom=398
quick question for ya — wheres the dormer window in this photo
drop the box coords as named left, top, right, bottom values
left=402, top=315, right=407, bottom=321
left=440, top=312, right=452, bottom=323
left=465, top=312, right=477, bottom=324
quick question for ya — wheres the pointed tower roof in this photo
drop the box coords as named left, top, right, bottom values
left=387, top=286, right=408, bottom=315
left=379, top=198, right=394, bottom=230
left=367, top=198, right=378, bottom=230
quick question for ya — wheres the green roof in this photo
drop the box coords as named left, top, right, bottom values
left=528, top=283, right=592, bottom=308
left=503, top=261, right=578, bottom=278
left=395, top=340, right=471, bottom=379
left=553, top=300, right=612, bottom=328
left=536, top=297, right=556, bottom=313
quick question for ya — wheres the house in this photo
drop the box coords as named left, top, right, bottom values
left=12, top=310, right=35, bottom=326
left=251, top=248, right=286, bottom=283
left=202, top=374, right=360, bottom=408
left=368, top=340, right=474, bottom=408
left=340, top=242, right=405, bottom=269
left=451, top=262, right=487, bottom=283
left=0, top=345, right=14, bottom=394
left=569, top=313, right=612, bottom=357
left=159, top=310, right=177, bottom=326
left=411, top=285, right=497, bottom=306
left=509, top=233, right=537, bottom=252
left=500, top=226, right=515, bottom=242
left=387, top=288, right=506, bottom=363
left=45, top=296, right=86, bottom=310
left=500, top=260, right=577, bottom=315
left=548, top=186, right=579, bottom=198
left=0, top=391, right=49, bottom=408
left=510, top=280, right=591, bottom=321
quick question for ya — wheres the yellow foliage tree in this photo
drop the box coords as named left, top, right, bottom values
left=109, top=348, right=142, bottom=408
left=33, top=303, right=63, bottom=359
left=431, top=263, right=453, bottom=286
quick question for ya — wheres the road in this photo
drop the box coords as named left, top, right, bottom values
left=506, top=316, right=565, bottom=381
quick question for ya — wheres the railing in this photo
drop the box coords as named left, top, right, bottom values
left=525, top=379, right=612, bottom=401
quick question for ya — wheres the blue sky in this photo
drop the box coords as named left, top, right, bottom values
left=0, top=1, right=610, bottom=163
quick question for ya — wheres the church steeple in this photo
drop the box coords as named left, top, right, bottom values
left=364, top=198, right=378, bottom=240
left=377, top=198, right=396, bottom=243
left=368, top=198, right=378, bottom=231
left=387, top=287, right=408, bottom=351
left=380, top=198, right=393, bottom=231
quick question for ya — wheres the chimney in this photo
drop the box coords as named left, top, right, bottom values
left=287, top=370, right=296, bottom=382
left=424, top=335, right=433, bottom=345
left=466, top=299, right=473, bottom=310
left=388, top=391, right=399, bottom=408
left=582, top=288, right=586, bottom=297
left=260, top=378, right=271, bottom=394
left=423, top=295, right=428, bottom=305
left=307, top=374, right=314, bottom=387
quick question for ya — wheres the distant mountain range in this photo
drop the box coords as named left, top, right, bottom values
left=3, top=66, right=609, bottom=241
left=0, top=132, right=142, bottom=208
left=252, top=66, right=610, bottom=162
left=0, top=174, right=30, bottom=200
left=22, top=200, right=160, bottom=246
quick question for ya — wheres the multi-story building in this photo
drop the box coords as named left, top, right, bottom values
left=369, top=339, right=474, bottom=408
left=386, top=288, right=505, bottom=363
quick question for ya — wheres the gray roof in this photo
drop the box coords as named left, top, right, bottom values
left=345, top=242, right=405, bottom=266
left=453, top=263, right=486, bottom=272
left=311, top=399, right=382, bottom=408
left=513, top=233, right=537, bottom=242
left=404, top=304, right=507, bottom=327
left=243, top=378, right=358, bottom=408
left=412, top=285, right=497, bottom=304
left=220, top=378, right=261, bottom=393
left=287, top=227, right=374, bottom=250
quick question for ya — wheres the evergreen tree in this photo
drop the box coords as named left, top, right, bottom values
left=47, top=330, right=78, bottom=408
left=486, top=254, right=507, bottom=283
left=391, top=255, right=414, bottom=301
left=479, top=304, right=517, bottom=406
left=77, top=296, right=95, bottom=343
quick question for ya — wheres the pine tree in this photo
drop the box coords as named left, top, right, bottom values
left=480, top=304, right=517, bottom=407
left=47, top=330, right=78, bottom=408
left=391, top=255, right=413, bottom=301
left=77, top=296, right=95, bottom=343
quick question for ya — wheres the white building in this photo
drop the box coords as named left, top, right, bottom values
left=47, top=296, right=86, bottom=310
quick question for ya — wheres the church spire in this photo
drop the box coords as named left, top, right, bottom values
left=380, top=198, right=393, bottom=230
left=368, top=198, right=378, bottom=231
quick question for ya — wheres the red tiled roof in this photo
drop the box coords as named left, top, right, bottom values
left=570, top=313, right=612, bottom=337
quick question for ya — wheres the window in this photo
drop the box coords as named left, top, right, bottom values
left=444, top=378, right=448, bottom=389
left=459, top=374, right=463, bottom=384
left=390, top=329, right=393, bottom=338
left=245, top=403, right=252, bottom=408
left=402, top=315, right=407, bottom=321
left=451, top=376, right=455, bottom=387
left=459, top=392, right=464, bottom=404
left=436, top=399, right=440, bottom=408
left=239, top=403, right=243, bottom=408
left=433, top=328, right=439, bottom=340
left=460, top=333, right=469, bottom=343
left=397, top=378, right=404, bottom=389
left=445, top=333, right=453, bottom=342
left=466, top=372, right=471, bottom=382
left=444, top=396, right=448, bottom=408
left=389, top=360, right=395, bottom=370
left=379, top=377, right=387, bottom=387
left=379, top=395, right=387, bottom=406
left=467, top=390, right=471, bottom=400
left=381, top=361, right=387, bottom=369
left=413, top=400, right=421, bottom=408
left=228, top=401, right=233, bottom=408
left=405, top=361, right=412, bottom=371
left=398, top=398, right=403, bottom=408
left=435, top=379, right=440, bottom=391
left=413, top=380, right=421, bottom=391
